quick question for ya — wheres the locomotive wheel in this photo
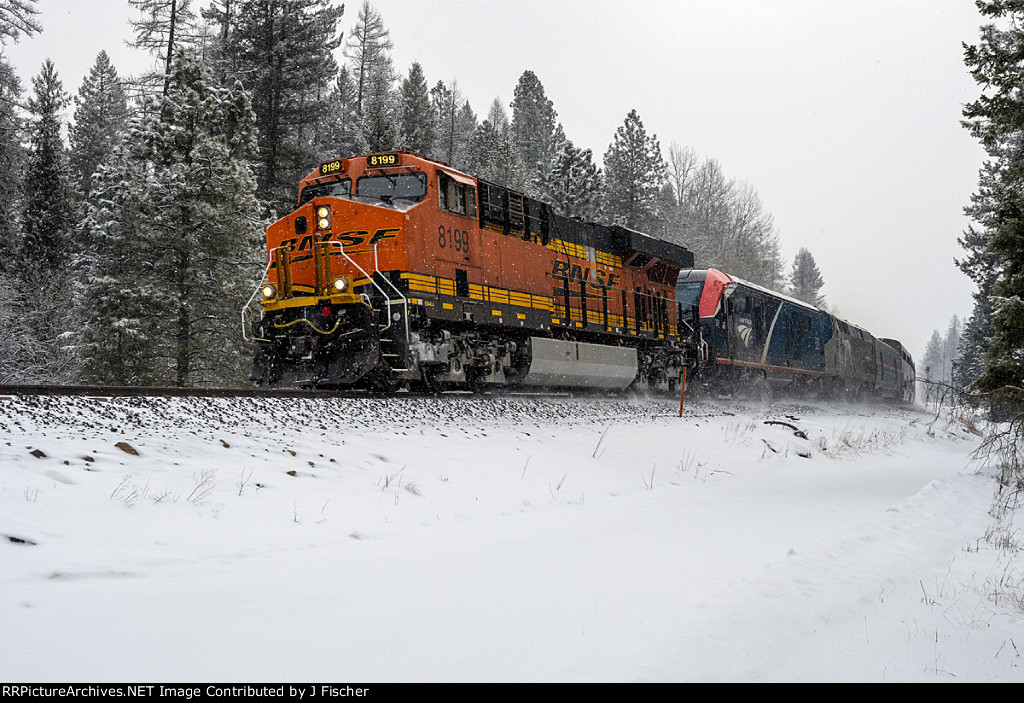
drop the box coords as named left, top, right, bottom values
left=368, top=364, right=402, bottom=393
left=465, top=369, right=485, bottom=394
left=421, top=365, right=445, bottom=395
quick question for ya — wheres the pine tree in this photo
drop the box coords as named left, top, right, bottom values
left=429, top=79, right=459, bottom=163
left=359, top=54, right=397, bottom=152
left=199, top=0, right=239, bottom=83
left=69, top=51, right=130, bottom=199
left=922, top=329, right=945, bottom=384
left=427, top=80, right=477, bottom=170
left=314, top=66, right=363, bottom=157
left=22, top=60, right=73, bottom=274
left=128, top=0, right=198, bottom=95
left=228, top=0, right=344, bottom=214
left=0, top=0, right=40, bottom=44
left=535, top=137, right=603, bottom=221
left=510, top=70, right=557, bottom=180
left=16, top=60, right=77, bottom=381
left=603, top=109, right=665, bottom=232
left=788, top=248, right=825, bottom=307
left=343, top=0, right=392, bottom=115
left=920, top=317, right=963, bottom=386
left=451, top=99, right=478, bottom=172
left=468, top=98, right=526, bottom=190
left=955, top=293, right=994, bottom=390
left=955, top=161, right=1001, bottom=390
left=962, top=1, right=1024, bottom=394
left=944, top=315, right=963, bottom=384
left=0, top=1, right=34, bottom=381
left=398, top=62, right=434, bottom=155
left=78, top=51, right=263, bottom=386
left=0, top=57, right=23, bottom=260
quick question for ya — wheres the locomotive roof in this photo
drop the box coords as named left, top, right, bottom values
left=609, top=226, right=694, bottom=269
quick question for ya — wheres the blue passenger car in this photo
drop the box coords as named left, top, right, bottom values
left=676, top=268, right=914, bottom=400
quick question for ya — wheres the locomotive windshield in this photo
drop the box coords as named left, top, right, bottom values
left=355, top=172, right=428, bottom=209
left=676, top=281, right=704, bottom=308
left=299, top=178, right=352, bottom=205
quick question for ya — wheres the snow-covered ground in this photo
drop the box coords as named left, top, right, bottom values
left=0, top=392, right=1021, bottom=682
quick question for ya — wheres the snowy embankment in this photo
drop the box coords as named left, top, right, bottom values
left=0, top=392, right=1020, bottom=682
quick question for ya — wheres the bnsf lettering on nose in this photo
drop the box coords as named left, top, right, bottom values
left=551, top=260, right=620, bottom=288
left=279, top=228, right=401, bottom=253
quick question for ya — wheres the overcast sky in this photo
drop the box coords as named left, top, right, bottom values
left=2, top=0, right=987, bottom=360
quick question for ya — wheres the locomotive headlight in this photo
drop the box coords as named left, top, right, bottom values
left=331, top=276, right=349, bottom=293
left=316, top=205, right=331, bottom=231
left=261, top=284, right=277, bottom=300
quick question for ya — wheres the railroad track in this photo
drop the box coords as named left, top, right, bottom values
left=0, top=385, right=402, bottom=399
left=0, top=385, right=578, bottom=400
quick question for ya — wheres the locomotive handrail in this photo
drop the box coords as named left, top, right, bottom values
left=317, top=240, right=399, bottom=331
left=241, top=255, right=277, bottom=344
left=242, top=241, right=411, bottom=372
left=373, top=241, right=411, bottom=357
left=319, top=241, right=411, bottom=372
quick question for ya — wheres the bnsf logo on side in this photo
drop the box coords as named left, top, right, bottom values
left=551, top=260, right=620, bottom=289
left=279, top=228, right=402, bottom=254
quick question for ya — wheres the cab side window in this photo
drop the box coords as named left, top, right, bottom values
left=439, top=173, right=477, bottom=218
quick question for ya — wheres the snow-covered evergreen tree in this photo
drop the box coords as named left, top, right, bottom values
left=510, top=70, right=556, bottom=184
left=69, top=51, right=130, bottom=199
left=921, top=317, right=962, bottom=387
left=943, top=315, right=962, bottom=384
left=0, top=57, right=24, bottom=261
left=788, top=248, right=825, bottom=307
left=198, top=0, right=239, bottom=83
left=954, top=293, right=994, bottom=390
left=428, top=80, right=476, bottom=170
left=228, top=0, right=343, bottom=214
left=961, top=1, right=1024, bottom=395
left=78, top=51, right=263, bottom=387
left=468, top=98, right=526, bottom=190
left=603, top=109, right=665, bottom=232
left=13, top=60, right=77, bottom=381
left=0, top=0, right=40, bottom=44
left=398, top=62, right=434, bottom=155
left=452, top=99, right=478, bottom=172
left=343, top=0, right=391, bottom=115
left=22, top=60, right=73, bottom=273
left=922, top=329, right=945, bottom=384
left=128, top=0, right=198, bottom=95
left=535, top=137, right=603, bottom=221
left=954, top=162, right=1001, bottom=391
left=359, top=55, right=398, bottom=153
left=0, top=1, right=44, bottom=382
left=429, top=80, right=457, bottom=163
left=315, top=66, right=363, bottom=157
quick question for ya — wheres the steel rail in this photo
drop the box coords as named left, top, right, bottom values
left=0, top=385, right=577, bottom=400
left=0, top=385, right=397, bottom=399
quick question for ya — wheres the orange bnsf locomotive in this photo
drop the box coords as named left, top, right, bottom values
left=244, top=151, right=699, bottom=391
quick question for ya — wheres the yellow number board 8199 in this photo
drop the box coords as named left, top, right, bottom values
left=318, top=158, right=344, bottom=176
left=367, top=153, right=400, bottom=168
